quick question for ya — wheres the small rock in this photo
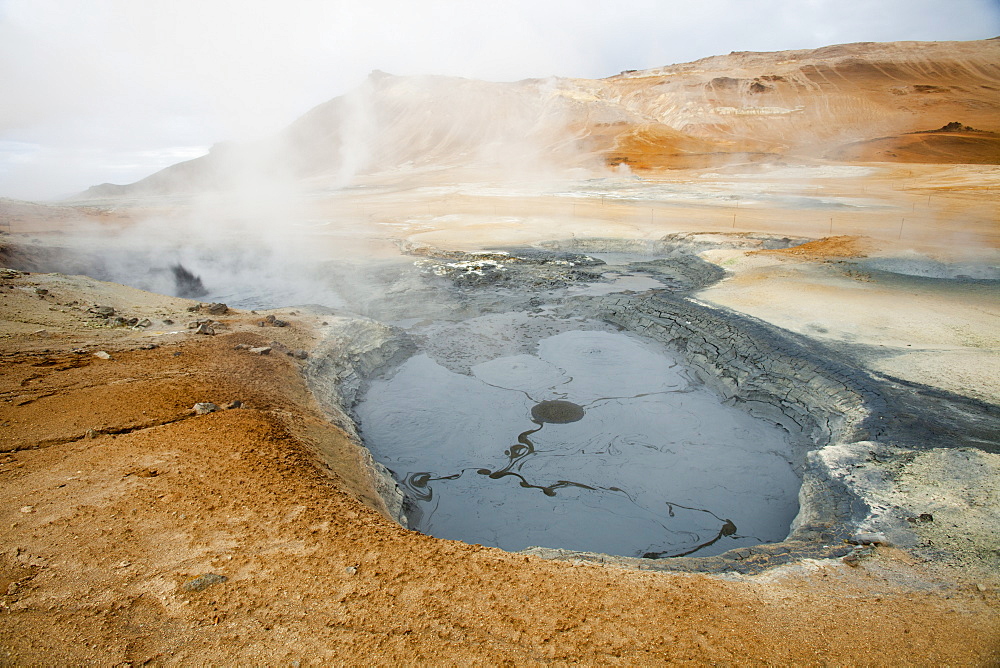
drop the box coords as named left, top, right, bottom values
left=136, top=468, right=159, bottom=478
left=93, top=351, right=112, bottom=360
left=194, top=323, right=215, bottom=336
left=85, top=429, right=99, bottom=439
left=114, top=560, right=131, bottom=569
left=135, top=318, right=152, bottom=328
left=225, top=400, right=243, bottom=409
left=34, top=288, right=48, bottom=296
left=852, top=532, right=889, bottom=546
left=272, top=319, right=288, bottom=327
left=264, top=314, right=276, bottom=324
left=193, top=402, right=219, bottom=415
left=203, top=302, right=229, bottom=315
left=186, top=305, right=199, bottom=312
left=842, top=544, right=876, bottom=567
left=977, top=583, right=988, bottom=593
left=248, top=346, right=271, bottom=355
left=32, top=329, right=48, bottom=336
left=181, top=573, right=228, bottom=592
left=163, top=319, right=174, bottom=325
left=91, top=305, right=115, bottom=317
left=345, top=566, right=357, bottom=575
left=19, top=506, right=34, bottom=514
left=233, top=343, right=250, bottom=350
left=290, top=349, right=309, bottom=360
left=125, top=317, right=139, bottom=327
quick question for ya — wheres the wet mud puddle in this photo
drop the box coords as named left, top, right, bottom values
left=356, top=312, right=800, bottom=559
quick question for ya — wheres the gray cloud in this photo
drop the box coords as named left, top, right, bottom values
left=1, top=0, right=998, bottom=199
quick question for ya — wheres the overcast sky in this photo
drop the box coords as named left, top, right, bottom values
left=1, top=0, right=998, bottom=200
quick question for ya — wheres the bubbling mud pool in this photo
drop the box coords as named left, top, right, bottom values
left=355, top=316, right=800, bottom=559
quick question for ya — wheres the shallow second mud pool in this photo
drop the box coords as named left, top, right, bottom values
left=355, top=313, right=800, bottom=558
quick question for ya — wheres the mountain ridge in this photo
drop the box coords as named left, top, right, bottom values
left=80, top=37, right=1000, bottom=199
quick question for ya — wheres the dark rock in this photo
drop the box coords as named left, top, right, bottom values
left=91, top=305, right=115, bottom=317
left=225, top=400, right=243, bottom=409
left=203, top=302, right=229, bottom=315
left=171, top=264, right=207, bottom=299
left=194, top=323, right=215, bottom=336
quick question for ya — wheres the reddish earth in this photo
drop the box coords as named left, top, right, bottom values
left=1, top=267, right=998, bottom=664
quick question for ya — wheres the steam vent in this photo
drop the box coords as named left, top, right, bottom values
left=2, top=28, right=999, bottom=664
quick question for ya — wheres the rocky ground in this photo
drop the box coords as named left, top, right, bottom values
left=1, top=241, right=999, bottom=664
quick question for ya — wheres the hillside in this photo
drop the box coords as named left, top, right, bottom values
left=80, top=38, right=1000, bottom=198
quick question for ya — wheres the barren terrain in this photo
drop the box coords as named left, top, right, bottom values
left=2, top=38, right=1000, bottom=664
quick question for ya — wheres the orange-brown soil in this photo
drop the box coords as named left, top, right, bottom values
left=752, top=235, right=871, bottom=259
left=1, top=269, right=998, bottom=665
left=829, top=130, right=1000, bottom=165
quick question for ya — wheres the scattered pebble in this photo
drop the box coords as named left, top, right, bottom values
left=248, top=346, right=271, bottom=355
left=225, top=400, right=243, bottom=409
left=193, top=402, right=219, bottom=415
left=19, top=506, right=34, bottom=514
left=93, top=351, right=112, bottom=360
left=345, top=566, right=358, bottom=575
left=181, top=573, right=228, bottom=592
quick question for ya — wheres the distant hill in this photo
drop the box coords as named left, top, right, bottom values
left=79, top=38, right=1000, bottom=198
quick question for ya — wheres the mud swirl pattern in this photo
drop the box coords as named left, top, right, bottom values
left=356, top=318, right=800, bottom=558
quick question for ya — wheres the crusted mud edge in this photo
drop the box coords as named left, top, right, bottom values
left=298, top=251, right=1000, bottom=577
left=524, top=291, right=999, bottom=575
left=304, top=316, right=416, bottom=528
